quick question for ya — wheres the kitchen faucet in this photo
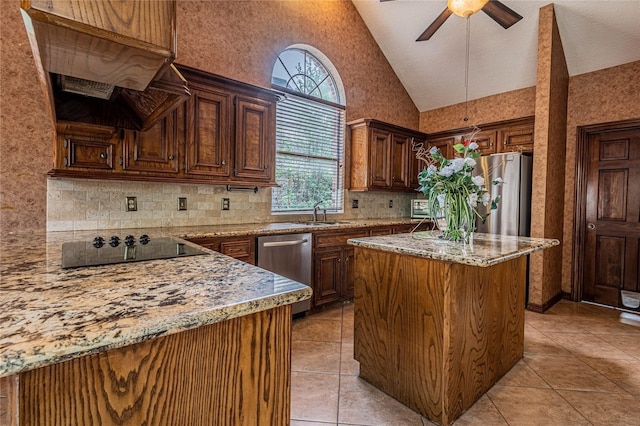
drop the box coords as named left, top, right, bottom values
left=312, top=201, right=322, bottom=222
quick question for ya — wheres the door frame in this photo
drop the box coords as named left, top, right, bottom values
left=573, top=118, right=640, bottom=302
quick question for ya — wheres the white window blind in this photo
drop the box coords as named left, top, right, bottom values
left=272, top=94, right=345, bottom=213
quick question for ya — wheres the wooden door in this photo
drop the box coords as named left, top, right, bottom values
left=122, top=112, right=179, bottom=174
left=185, top=85, right=232, bottom=177
left=391, top=134, right=410, bottom=189
left=410, top=137, right=427, bottom=189
left=583, top=128, right=640, bottom=308
left=56, top=123, right=118, bottom=171
left=499, top=123, right=534, bottom=153
left=474, top=130, right=497, bottom=156
left=369, top=128, right=392, bottom=188
left=234, top=95, right=274, bottom=182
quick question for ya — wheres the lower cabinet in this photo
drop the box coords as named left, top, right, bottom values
left=186, top=236, right=255, bottom=265
left=313, top=229, right=369, bottom=308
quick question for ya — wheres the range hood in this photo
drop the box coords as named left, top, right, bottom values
left=20, top=0, right=189, bottom=131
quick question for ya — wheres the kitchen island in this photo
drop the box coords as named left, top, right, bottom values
left=0, top=230, right=311, bottom=426
left=348, top=231, right=559, bottom=426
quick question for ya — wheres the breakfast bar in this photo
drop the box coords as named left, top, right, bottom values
left=348, top=231, right=559, bottom=426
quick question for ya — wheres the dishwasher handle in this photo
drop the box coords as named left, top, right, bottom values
left=262, top=239, right=308, bottom=247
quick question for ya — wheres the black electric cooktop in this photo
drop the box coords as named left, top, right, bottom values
left=61, top=235, right=209, bottom=268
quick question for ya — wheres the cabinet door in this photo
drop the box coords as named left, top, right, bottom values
left=369, top=128, right=392, bottom=188
left=342, top=247, right=356, bottom=299
left=499, top=124, right=534, bottom=153
left=426, top=136, right=455, bottom=160
left=391, top=134, right=410, bottom=189
left=122, top=111, right=179, bottom=173
left=314, top=248, right=343, bottom=307
left=234, top=95, right=274, bottom=182
left=185, top=85, right=232, bottom=177
left=474, top=130, right=497, bottom=156
left=57, top=127, right=118, bottom=171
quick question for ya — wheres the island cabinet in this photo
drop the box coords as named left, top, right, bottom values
left=425, top=117, right=534, bottom=157
left=348, top=119, right=427, bottom=192
left=8, top=305, right=292, bottom=426
left=349, top=233, right=558, bottom=425
left=49, top=67, right=280, bottom=186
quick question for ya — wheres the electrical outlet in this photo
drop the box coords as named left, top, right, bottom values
left=222, top=198, right=230, bottom=210
left=352, top=199, right=359, bottom=209
left=126, top=196, right=137, bottom=212
left=389, top=200, right=393, bottom=208
left=178, top=197, right=187, bottom=211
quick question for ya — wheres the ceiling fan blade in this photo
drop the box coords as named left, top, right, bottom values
left=481, top=0, right=523, bottom=29
left=416, top=7, right=452, bottom=41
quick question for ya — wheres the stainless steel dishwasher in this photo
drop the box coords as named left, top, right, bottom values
left=257, top=233, right=312, bottom=315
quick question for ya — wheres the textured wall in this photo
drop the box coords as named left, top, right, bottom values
left=563, top=60, right=640, bottom=293
left=418, top=87, right=536, bottom=133
left=0, top=5, right=54, bottom=234
left=528, top=4, right=569, bottom=310
left=176, top=0, right=418, bottom=128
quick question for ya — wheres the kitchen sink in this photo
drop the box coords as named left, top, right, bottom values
left=294, top=221, right=351, bottom=226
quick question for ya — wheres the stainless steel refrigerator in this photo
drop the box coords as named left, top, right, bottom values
left=473, top=152, right=533, bottom=236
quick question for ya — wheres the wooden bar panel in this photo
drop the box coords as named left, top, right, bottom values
left=354, top=247, right=526, bottom=426
left=19, top=306, right=291, bottom=426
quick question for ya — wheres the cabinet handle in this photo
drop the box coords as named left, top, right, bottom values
left=100, top=152, right=107, bottom=159
left=221, top=160, right=226, bottom=165
left=168, top=154, right=175, bottom=160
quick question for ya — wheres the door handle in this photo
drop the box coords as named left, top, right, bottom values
left=262, top=239, right=308, bottom=247
left=587, top=223, right=596, bottom=230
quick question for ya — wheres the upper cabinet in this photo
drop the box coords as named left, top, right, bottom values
left=348, top=119, right=427, bottom=192
left=425, top=117, right=535, bottom=158
left=21, top=0, right=189, bottom=131
left=50, top=66, right=281, bottom=187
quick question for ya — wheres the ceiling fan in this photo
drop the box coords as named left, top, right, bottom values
left=382, top=0, right=523, bottom=41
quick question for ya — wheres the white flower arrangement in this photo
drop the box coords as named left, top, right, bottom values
left=415, top=129, right=503, bottom=241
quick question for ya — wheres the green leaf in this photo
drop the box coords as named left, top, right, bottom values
left=453, top=143, right=466, bottom=153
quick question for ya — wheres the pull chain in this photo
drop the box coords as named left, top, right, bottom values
left=464, top=16, right=471, bottom=122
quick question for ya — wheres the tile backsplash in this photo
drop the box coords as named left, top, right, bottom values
left=47, top=178, right=418, bottom=232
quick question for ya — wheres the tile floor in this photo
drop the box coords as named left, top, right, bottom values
left=290, top=300, right=640, bottom=426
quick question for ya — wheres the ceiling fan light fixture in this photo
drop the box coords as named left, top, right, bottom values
left=447, top=0, right=489, bottom=17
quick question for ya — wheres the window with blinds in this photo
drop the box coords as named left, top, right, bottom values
left=271, top=48, right=345, bottom=213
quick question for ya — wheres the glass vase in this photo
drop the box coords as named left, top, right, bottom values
left=435, top=194, right=475, bottom=243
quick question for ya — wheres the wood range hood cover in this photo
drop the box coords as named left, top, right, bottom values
left=20, top=0, right=190, bottom=131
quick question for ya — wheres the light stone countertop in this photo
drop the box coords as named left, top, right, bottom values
left=0, top=218, right=418, bottom=378
left=347, top=231, right=560, bottom=267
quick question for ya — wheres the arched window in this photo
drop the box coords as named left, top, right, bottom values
left=271, top=47, right=346, bottom=214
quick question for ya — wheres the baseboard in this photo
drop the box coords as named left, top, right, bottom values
left=526, top=291, right=563, bottom=313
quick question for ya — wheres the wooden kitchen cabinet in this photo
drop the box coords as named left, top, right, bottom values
left=49, top=66, right=280, bottom=186
left=313, top=228, right=369, bottom=307
left=121, top=110, right=180, bottom=174
left=348, top=119, right=427, bottom=192
left=187, top=236, right=255, bottom=264
left=183, top=80, right=233, bottom=178
left=425, top=117, right=534, bottom=159
left=499, top=122, right=535, bottom=153
left=54, top=122, right=120, bottom=172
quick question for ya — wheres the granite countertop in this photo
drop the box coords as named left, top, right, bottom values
left=171, top=218, right=423, bottom=239
left=0, top=218, right=417, bottom=378
left=0, top=229, right=312, bottom=378
left=347, top=231, right=560, bottom=267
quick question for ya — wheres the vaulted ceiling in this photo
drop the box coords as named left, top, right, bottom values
left=352, top=0, right=640, bottom=112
